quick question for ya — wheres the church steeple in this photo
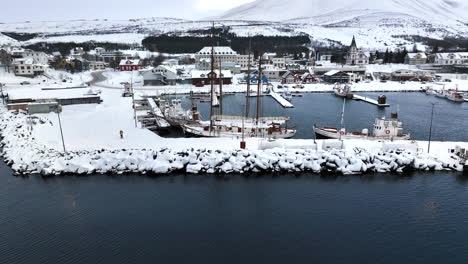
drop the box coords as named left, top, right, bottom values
left=350, top=35, right=357, bottom=48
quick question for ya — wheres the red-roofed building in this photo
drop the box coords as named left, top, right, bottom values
left=119, top=59, right=141, bottom=71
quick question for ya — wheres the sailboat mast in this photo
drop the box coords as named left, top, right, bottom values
left=209, top=22, right=215, bottom=132
left=219, top=57, right=223, bottom=116
left=256, top=56, right=262, bottom=126
left=245, top=37, right=251, bottom=118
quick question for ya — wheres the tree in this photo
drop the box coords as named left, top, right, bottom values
left=0, top=49, right=12, bottom=73
left=412, top=44, right=419, bottom=53
left=383, top=49, right=390, bottom=64
left=432, top=44, right=439, bottom=54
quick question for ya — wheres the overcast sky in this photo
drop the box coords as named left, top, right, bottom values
left=1, top=0, right=255, bottom=23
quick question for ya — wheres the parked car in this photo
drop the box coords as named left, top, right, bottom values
left=20, top=81, right=30, bottom=85
left=293, top=84, right=304, bottom=89
left=277, top=85, right=283, bottom=89
left=195, top=83, right=204, bottom=87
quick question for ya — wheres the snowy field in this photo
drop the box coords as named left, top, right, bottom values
left=1, top=69, right=467, bottom=176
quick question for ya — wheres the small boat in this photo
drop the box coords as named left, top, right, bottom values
left=434, top=89, right=447, bottom=98
left=446, top=88, right=465, bottom=102
left=464, top=93, right=468, bottom=102
left=333, top=83, right=353, bottom=99
left=314, top=113, right=410, bottom=140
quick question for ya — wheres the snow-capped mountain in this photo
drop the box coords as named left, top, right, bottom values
left=219, top=0, right=468, bottom=24
left=1, top=0, right=467, bottom=50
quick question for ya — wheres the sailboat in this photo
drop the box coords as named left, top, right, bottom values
left=182, top=26, right=296, bottom=139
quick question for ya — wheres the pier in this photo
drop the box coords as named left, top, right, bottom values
left=352, top=94, right=390, bottom=107
left=269, top=90, right=294, bottom=108
left=144, top=98, right=171, bottom=129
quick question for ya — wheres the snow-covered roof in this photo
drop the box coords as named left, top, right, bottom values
left=119, top=59, right=141, bottom=66
left=13, top=58, right=33, bottom=64
left=406, top=53, right=427, bottom=59
left=197, top=46, right=237, bottom=55
left=191, top=70, right=233, bottom=79
left=435, top=53, right=464, bottom=60
left=324, top=70, right=350, bottom=76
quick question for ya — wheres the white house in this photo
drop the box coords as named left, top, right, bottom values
left=272, top=57, right=286, bottom=69
left=404, top=53, right=427, bottom=65
left=195, top=46, right=238, bottom=66
left=237, top=54, right=254, bottom=71
left=142, top=65, right=178, bottom=86
left=23, top=50, right=50, bottom=65
left=89, top=61, right=109, bottom=70
left=434, top=53, right=464, bottom=65
left=13, top=58, right=45, bottom=77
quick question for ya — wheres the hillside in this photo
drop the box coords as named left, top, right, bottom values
left=219, top=0, right=468, bottom=24
left=0, top=1, right=467, bottom=50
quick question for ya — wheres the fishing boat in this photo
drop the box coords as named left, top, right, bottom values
left=313, top=114, right=410, bottom=140
left=159, top=98, right=200, bottom=126
left=446, top=88, right=465, bottom=102
left=333, top=83, right=353, bottom=99
left=313, top=98, right=410, bottom=140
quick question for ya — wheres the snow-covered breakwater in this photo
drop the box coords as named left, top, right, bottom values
left=0, top=110, right=465, bottom=176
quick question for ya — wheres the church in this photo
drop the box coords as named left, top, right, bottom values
left=346, top=36, right=369, bottom=65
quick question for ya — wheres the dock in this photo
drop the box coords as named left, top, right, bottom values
left=269, top=91, right=294, bottom=108
left=352, top=94, right=390, bottom=107
left=145, top=98, right=171, bottom=128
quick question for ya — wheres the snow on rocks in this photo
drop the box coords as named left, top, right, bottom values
left=0, top=109, right=466, bottom=176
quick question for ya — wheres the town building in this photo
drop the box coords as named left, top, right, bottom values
left=434, top=53, right=468, bottom=65
left=323, top=70, right=351, bottom=83
left=89, top=61, right=109, bottom=70
left=237, top=54, right=254, bottom=71
left=346, top=36, right=369, bottom=65
left=99, top=51, right=133, bottom=63
left=162, top=59, right=179, bottom=67
left=13, top=58, right=45, bottom=77
left=195, top=47, right=238, bottom=66
left=119, top=59, right=141, bottom=71
left=141, top=65, right=178, bottom=86
left=23, top=50, right=50, bottom=65
left=404, top=53, right=427, bottom=65
left=272, top=57, right=286, bottom=69
left=191, top=70, right=232, bottom=86
left=390, top=69, right=434, bottom=82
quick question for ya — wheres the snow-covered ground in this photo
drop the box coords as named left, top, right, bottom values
left=1, top=68, right=466, bottom=176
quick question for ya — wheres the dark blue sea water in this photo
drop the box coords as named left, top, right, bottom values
left=1, top=92, right=468, bottom=263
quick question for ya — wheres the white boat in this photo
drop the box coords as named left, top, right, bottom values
left=182, top=115, right=296, bottom=139
left=160, top=98, right=200, bottom=126
left=464, top=93, right=468, bottom=102
left=446, top=89, right=465, bottom=102
left=314, top=113, right=410, bottom=140
left=333, top=83, right=353, bottom=98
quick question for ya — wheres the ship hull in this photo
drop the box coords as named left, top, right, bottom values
left=313, top=126, right=410, bottom=141
left=183, top=125, right=296, bottom=139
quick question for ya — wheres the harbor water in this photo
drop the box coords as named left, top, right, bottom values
left=1, top=92, right=468, bottom=263
left=176, top=92, right=468, bottom=141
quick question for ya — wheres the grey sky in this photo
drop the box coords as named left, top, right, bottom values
left=1, top=0, right=255, bottom=23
